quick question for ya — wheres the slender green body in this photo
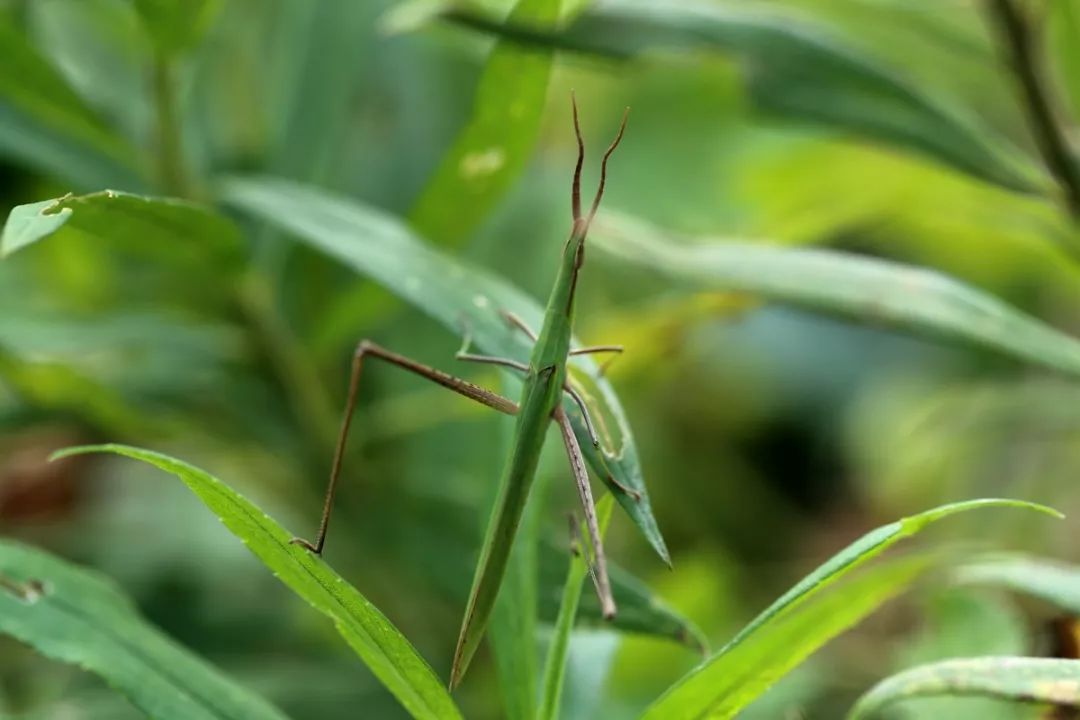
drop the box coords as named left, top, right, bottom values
left=450, top=223, right=588, bottom=686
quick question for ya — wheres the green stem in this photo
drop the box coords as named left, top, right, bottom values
left=538, top=495, right=614, bottom=720
left=152, top=52, right=190, bottom=197
left=238, top=273, right=338, bottom=457
left=985, top=0, right=1080, bottom=220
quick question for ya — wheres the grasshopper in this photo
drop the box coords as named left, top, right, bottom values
left=291, top=96, right=629, bottom=688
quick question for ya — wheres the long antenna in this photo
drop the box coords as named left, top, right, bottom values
left=587, top=106, right=629, bottom=225
left=571, top=91, right=585, bottom=222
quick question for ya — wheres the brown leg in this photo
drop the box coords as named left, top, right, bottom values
left=554, top=406, right=616, bottom=619
left=569, top=345, right=623, bottom=357
left=571, top=345, right=623, bottom=377
left=500, top=310, right=538, bottom=342
left=291, top=340, right=519, bottom=555
left=500, top=310, right=623, bottom=375
left=455, top=346, right=603, bottom=449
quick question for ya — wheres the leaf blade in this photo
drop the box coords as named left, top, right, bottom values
left=641, top=499, right=1061, bottom=720
left=956, top=554, right=1080, bottom=615
left=134, top=0, right=220, bottom=57
left=439, top=0, right=1041, bottom=192
left=0, top=539, right=290, bottom=720
left=409, top=0, right=563, bottom=246
left=54, top=444, right=463, bottom=720
left=221, top=175, right=670, bottom=565
left=1, top=190, right=240, bottom=259
left=650, top=555, right=936, bottom=720
left=0, top=20, right=143, bottom=189
left=848, top=657, right=1080, bottom=719
left=538, top=494, right=615, bottom=720
left=593, top=212, right=1080, bottom=378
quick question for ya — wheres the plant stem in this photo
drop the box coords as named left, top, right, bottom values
left=152, top=52, right=190, bottom=197
left=985, top=0, right=1080, bottom=219
left=238, top=273, right=338, bottom=458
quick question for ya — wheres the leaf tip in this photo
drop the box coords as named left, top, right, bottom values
left=48, top=443, right=115, bottom=463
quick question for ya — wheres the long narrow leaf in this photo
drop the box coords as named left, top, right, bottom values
left=54, top=444, right=463, bottom=720
left=0, top=21, right=143, bottom=189
left=956, top=554, right=1080, bottom=614
left=539, top=494, right=614, bottom=720
left=409, top=0, right=563, bottom=246
left=593, top=212, right=1080, bottom=378
left=1, top=190, right=239, bottom=260
left=642, top=499, right=1061, bottom=720
left=489, top=413, right=544, bottom=720
left=394, top=491, right=704, bottom=648
left=539, top=539, right=707, bottom=651
left=653, top=555, right=936, bottom=720
left=436, top=0, right=1040, bottom=192
left=848, top=657, right=1080, bottom=719
left=0, top=539, right=289, bottom=720
left=134, top=0, right=220, bottom=57
left=222, top=176, right=671, bottom=566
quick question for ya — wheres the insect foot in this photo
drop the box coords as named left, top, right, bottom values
left=289, top=537, right=322, bottom=554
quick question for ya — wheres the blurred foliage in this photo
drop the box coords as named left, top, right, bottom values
left=5, top=0, right=1080, bottom=718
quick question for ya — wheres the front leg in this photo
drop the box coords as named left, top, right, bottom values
left=292, top=340, right=519, bottom=555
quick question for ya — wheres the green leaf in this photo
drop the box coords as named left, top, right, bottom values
left=0, top=20, right=144, bottom=188
left=53, top=444, right=463, bottom=720
left=538, top=539, right=707, bottom=650
left=1, top=190, right=239, bottom=259
left=0, top=538, right=289, bottom=720
left=848, top=657, right=1080, bottom=719
left=592, top=212, right=1080, bottom=378
left=489, top=428, right=543, bottom=720
left=409, top=0, right=562, bottom=246
left=134, top=0, right=221, bottom=57
left=221, top=175, right=671, bottom=566
left=650, top=555, right=935, bottom=720
left=641, top=499, right=1061, bottom=720
left=889, top=588, right=1030, bottom=720
left=956, top=554, right=1080, bottom=614
left=538, top=494, right=614, bottom=720
left=1047, top=0, right=1080, bottom=122
left=389, top=490, right=702, bottom=648
left=438, top=0, right=1041, bottom=193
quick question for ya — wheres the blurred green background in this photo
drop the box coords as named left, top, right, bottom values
left=3, top=0, right=1080, bottom=717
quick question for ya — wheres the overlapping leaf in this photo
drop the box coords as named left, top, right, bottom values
left=1, top=190, right=239, bottom=260
left=54, top=444, right=462, bottom=720
left=0, top=539, right=289, bottom=720
left=436, top=0, right=1041, bottom=192
left=134, top=0, right=221, bottom=57
left=642, top=499, right=1060, bottom=720
left=409, top=0, right=564, bottom=246
left=849, top=657, right=1080, bottom=718
left=222, top=176, right=670, bottom=565
left=0, top=21, right=143, bottom=189
left=592, top=212, right=1080, bottom=378
left=539, top=495, right=614, bottom=720
left=956, top=554, right=1080, bottom=614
